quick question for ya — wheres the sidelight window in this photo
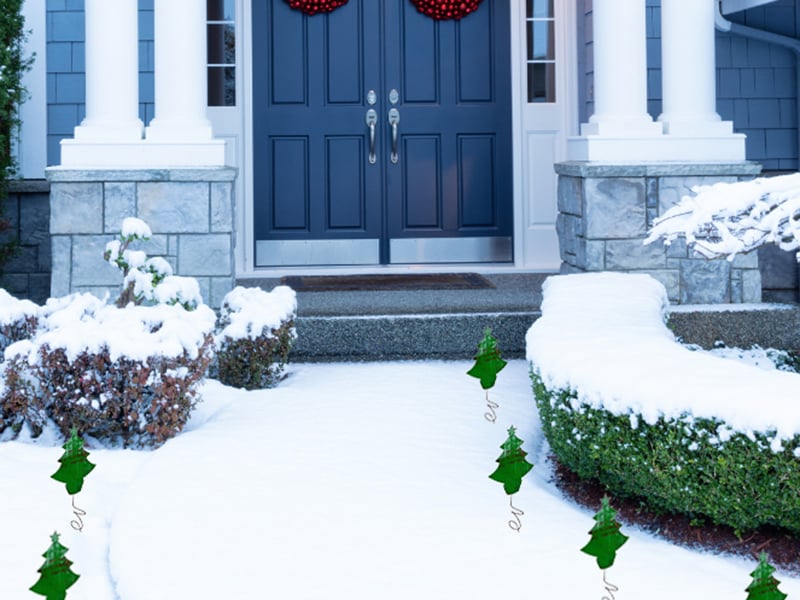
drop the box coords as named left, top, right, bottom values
left=526, top=0, right=555, bottom=103
left=207, top=0, right=236, bottom=106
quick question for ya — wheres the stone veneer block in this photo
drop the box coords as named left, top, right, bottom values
left=605, top=238, right=667, bottom=270
left=50, top=183, right=103, bottom=234
left=584, top=178, right=647, bottom=239
left=211, top=182, right=234, bottom=232
left=178, top=234, right=233, bottom=276
left=577, top=239, right=606, bottom=270
left=680, top=260, right=732, bottom=304
left=138, top=182, right=210, bottom=234
left=70, top=235, right=122, bottom=287
left=658, top=175, right=738, bottom=214
left=557, top=175, right=582, bottom=215
left=50, top=236, right=72, bottom=298
left=741, top=269, right=763, bottom=303
left=104, top=182, right=137, bottom=232
left=210, top=276, right=234, bottom=308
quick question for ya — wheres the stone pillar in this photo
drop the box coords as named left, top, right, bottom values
left=60, top=0, right=143, bottom=165
left=658, top=0, right=733, bottom=136
left=146, top=0, right=213, bottom=141
left=581, top=0, right=661, bottom=138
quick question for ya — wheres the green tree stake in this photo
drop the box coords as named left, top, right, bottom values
left=467, top=327, right=507, bottom=422
left=29, top=531, right=80, bottom=600
left=581, top=496, right=628, bottom=599
left=51, top=428, right=95, bottom=496
left=581, top=496, right=628, bottom=569
left=489, top=426, right=534, bottom=531
left=52, top=428, right=95, bottom=532
left=746, top=552, right=788, bottom=600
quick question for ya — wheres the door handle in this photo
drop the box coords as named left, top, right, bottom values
left=388, top=108, right=400, bottom=164
left=365, top=109, right=377, bottom=164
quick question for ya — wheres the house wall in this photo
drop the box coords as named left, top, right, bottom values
left=578, top=0, right=799, bottom=172
left=46, top=0, right=154, bottom=166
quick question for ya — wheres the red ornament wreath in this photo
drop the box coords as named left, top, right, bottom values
left=285, top=0, right=348, bottom=16
left=410, top=0, right=484, bottom=20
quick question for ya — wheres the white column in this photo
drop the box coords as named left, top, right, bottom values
left=71, top=0, right=143, bottom=141
left=658, top=0, right=733, bottom=136
left=146, top=0, right=214, bottom=141
left=581, top=0, right=661, bottom=137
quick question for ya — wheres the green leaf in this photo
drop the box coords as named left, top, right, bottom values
left=580, top=496, right=628, bottom=569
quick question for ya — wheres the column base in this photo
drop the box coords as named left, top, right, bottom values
left=60, top=139, right=227, bottom=168
left=658, top=116, right=735, bottom=137
left=73, top=120, right=144, bottom=142
left=567, top=133, right=746, bottom=162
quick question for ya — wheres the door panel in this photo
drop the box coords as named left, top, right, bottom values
left=253, top=0, right=511, bottom=266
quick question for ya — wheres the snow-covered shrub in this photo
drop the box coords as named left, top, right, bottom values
left=645, top=172, right=800, bottom=261
left=0, top=288, right=39, bottom=353
left=214, top=285, right=296, bottom=390
left=105, top=217, right=203, bottom=310
left=532, top=375, right=800, bottom=535
left=1, top=294, right=216, bottom=447
left=528, top=272, right=800, bottom=535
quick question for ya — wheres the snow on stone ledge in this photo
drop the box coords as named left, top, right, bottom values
left=217, top=285, right=297, bottom=341
left=525, top=272, right=800, bottom=445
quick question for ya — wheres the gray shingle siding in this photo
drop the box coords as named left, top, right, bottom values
left=45, top=0, right=154, bottom=166
left=578, top=0, right=799, bottom=171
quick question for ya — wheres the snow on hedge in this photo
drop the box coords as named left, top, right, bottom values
left=525, top=272, right=800, bottom=448
left=217, top=285, right=297, bottom=341
left=645, top=172, right=800, bottom=260
left=0, top=287, right=39, bottom=325
left=5, top=293, right=217, bottom=364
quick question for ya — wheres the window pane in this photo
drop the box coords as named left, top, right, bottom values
left=528, top=21, right=554, bottom=61
left=208, top=66, right=236, bottom=106
left=207, top=24, right=235, bottom=64
left=526, top=0, right=553, bottom=19
left=207, top=0, right=234, bottom=21
left=527, top=63, right=556, bottom=103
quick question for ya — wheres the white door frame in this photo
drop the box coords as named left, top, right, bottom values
left=225, top=0, right=577, bottom=277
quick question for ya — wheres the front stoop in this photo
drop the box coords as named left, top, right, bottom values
left=238, top=273, right=546, bottom=362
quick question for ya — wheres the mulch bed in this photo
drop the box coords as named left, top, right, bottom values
left=551, top=458, right=800, bottom=575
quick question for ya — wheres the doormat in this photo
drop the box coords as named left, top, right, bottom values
left=280, top=273, right=495, bottom=292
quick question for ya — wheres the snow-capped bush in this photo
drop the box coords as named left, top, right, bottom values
left=1, top=294, right=216, bottom=447
left=527, top=272, right=800, bottom=535
left=645, top=172, right=800, bottom=261
left=0, top=288, right=39, bottom=353
left=214, top=285, right=297, bottom=390
left=105, top=217, right=203, bottom=310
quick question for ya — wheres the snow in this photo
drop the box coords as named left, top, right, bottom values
left=5, top=294, right=216, bottom=363
left=0, top=287, right=39, bottom=325
left=218, top=285, right=297, bottom=341
left=645, top=171, right=800, bottom=260
left=3, top=360, right=797, bottom=599
left=120, top=217, right=152, bottom=241
left=526, top=272, right=800, bottom=442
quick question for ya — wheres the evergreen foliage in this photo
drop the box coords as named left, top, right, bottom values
left=531, top=369, right=800, bottom=535
left=0, top=0, right=33, bottom=269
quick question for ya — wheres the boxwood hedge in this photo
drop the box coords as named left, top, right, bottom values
left=531, top=368, right=800, bottom=536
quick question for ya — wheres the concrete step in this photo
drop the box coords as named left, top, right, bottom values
left=236, top=272, right=800, bottom=361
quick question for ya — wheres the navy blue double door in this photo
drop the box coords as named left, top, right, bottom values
left=253, top=0, right=512, bottom=266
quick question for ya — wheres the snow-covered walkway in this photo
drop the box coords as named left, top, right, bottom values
left=3, top=361, right=798, bottom=599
